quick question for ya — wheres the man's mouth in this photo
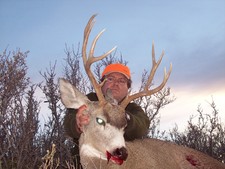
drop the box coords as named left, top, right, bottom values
left=110, top=88, right=118, bottom=92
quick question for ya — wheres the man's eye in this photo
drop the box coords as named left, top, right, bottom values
left=96, top=117, right=105, bottom=126
left=119, top=79, right=126, bottom=84
left=107, top=77, right=114, bottom=82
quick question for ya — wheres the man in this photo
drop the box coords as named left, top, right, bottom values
left=64, top=63, right=150, bottom=167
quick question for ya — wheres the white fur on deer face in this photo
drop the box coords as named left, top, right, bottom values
left=79, top=102, right=127, bottom=161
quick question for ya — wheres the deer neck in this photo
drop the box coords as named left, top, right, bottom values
left=79, top=133, right=107, bottom=160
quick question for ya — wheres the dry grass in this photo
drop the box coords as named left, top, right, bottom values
left=39, top=144, right=77, bottom=169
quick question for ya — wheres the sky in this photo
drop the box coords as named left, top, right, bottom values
left=1, top=0, right=225, bottom=132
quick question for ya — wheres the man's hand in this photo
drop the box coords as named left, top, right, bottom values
left=76, top=105, right=90, bottom=132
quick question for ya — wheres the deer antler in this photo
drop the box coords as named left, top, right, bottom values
left=120, top=42, right=172, bottom=109
left=82, top=14, right=117, bottom=106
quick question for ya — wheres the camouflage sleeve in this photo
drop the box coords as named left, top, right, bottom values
left=124, top=102, right=150, bottom=141
left=63, top=108, right=81, bottom=139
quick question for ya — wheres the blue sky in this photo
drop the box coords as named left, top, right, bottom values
left=1, top=0, right=225, bottom=131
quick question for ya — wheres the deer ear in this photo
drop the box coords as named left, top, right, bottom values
left=59, top=78, right=90, bottom=109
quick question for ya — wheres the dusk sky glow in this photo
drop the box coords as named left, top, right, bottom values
left=1, top=0, right=225, bottom=131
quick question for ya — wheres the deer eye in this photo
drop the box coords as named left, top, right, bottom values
left=96, top=117, right=105, bottom=126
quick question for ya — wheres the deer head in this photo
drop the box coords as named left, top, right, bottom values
left=59, top=14, right=172, bottom=166
left=59, top=78, right=128, bottom=165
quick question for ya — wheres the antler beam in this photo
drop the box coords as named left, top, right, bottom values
left=82, top=14, right=116, bottom=106
left=120, top=42, right=172, bottom=109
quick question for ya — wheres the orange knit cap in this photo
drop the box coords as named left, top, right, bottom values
left=101, top=63, right=131, bottom=79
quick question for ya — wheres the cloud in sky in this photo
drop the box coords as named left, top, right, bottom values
left=1, top=0, right=225, bottom=130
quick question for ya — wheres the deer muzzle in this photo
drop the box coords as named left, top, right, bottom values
left=106, top=147, right=128, bottom=165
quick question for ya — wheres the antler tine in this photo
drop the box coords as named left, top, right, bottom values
left=82, top=14, right=96, bottom=64
left=144, top=41, right=164, bottom=91
left=82, top=14, right=117, bottom=106
left=120, top=42, right=172, bottom=109
left=88, top=29, right=117, bottom=67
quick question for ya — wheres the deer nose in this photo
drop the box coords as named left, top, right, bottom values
left=113, top=147, right=128, bottom=161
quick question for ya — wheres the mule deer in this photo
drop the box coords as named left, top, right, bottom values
left=59, top=15, right=225, bottom=169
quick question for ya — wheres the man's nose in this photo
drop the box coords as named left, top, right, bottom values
left=113, top=80, right=119, bottom=85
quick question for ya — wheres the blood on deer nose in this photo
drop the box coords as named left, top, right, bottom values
left=113, top=147, right=128, bottom=161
